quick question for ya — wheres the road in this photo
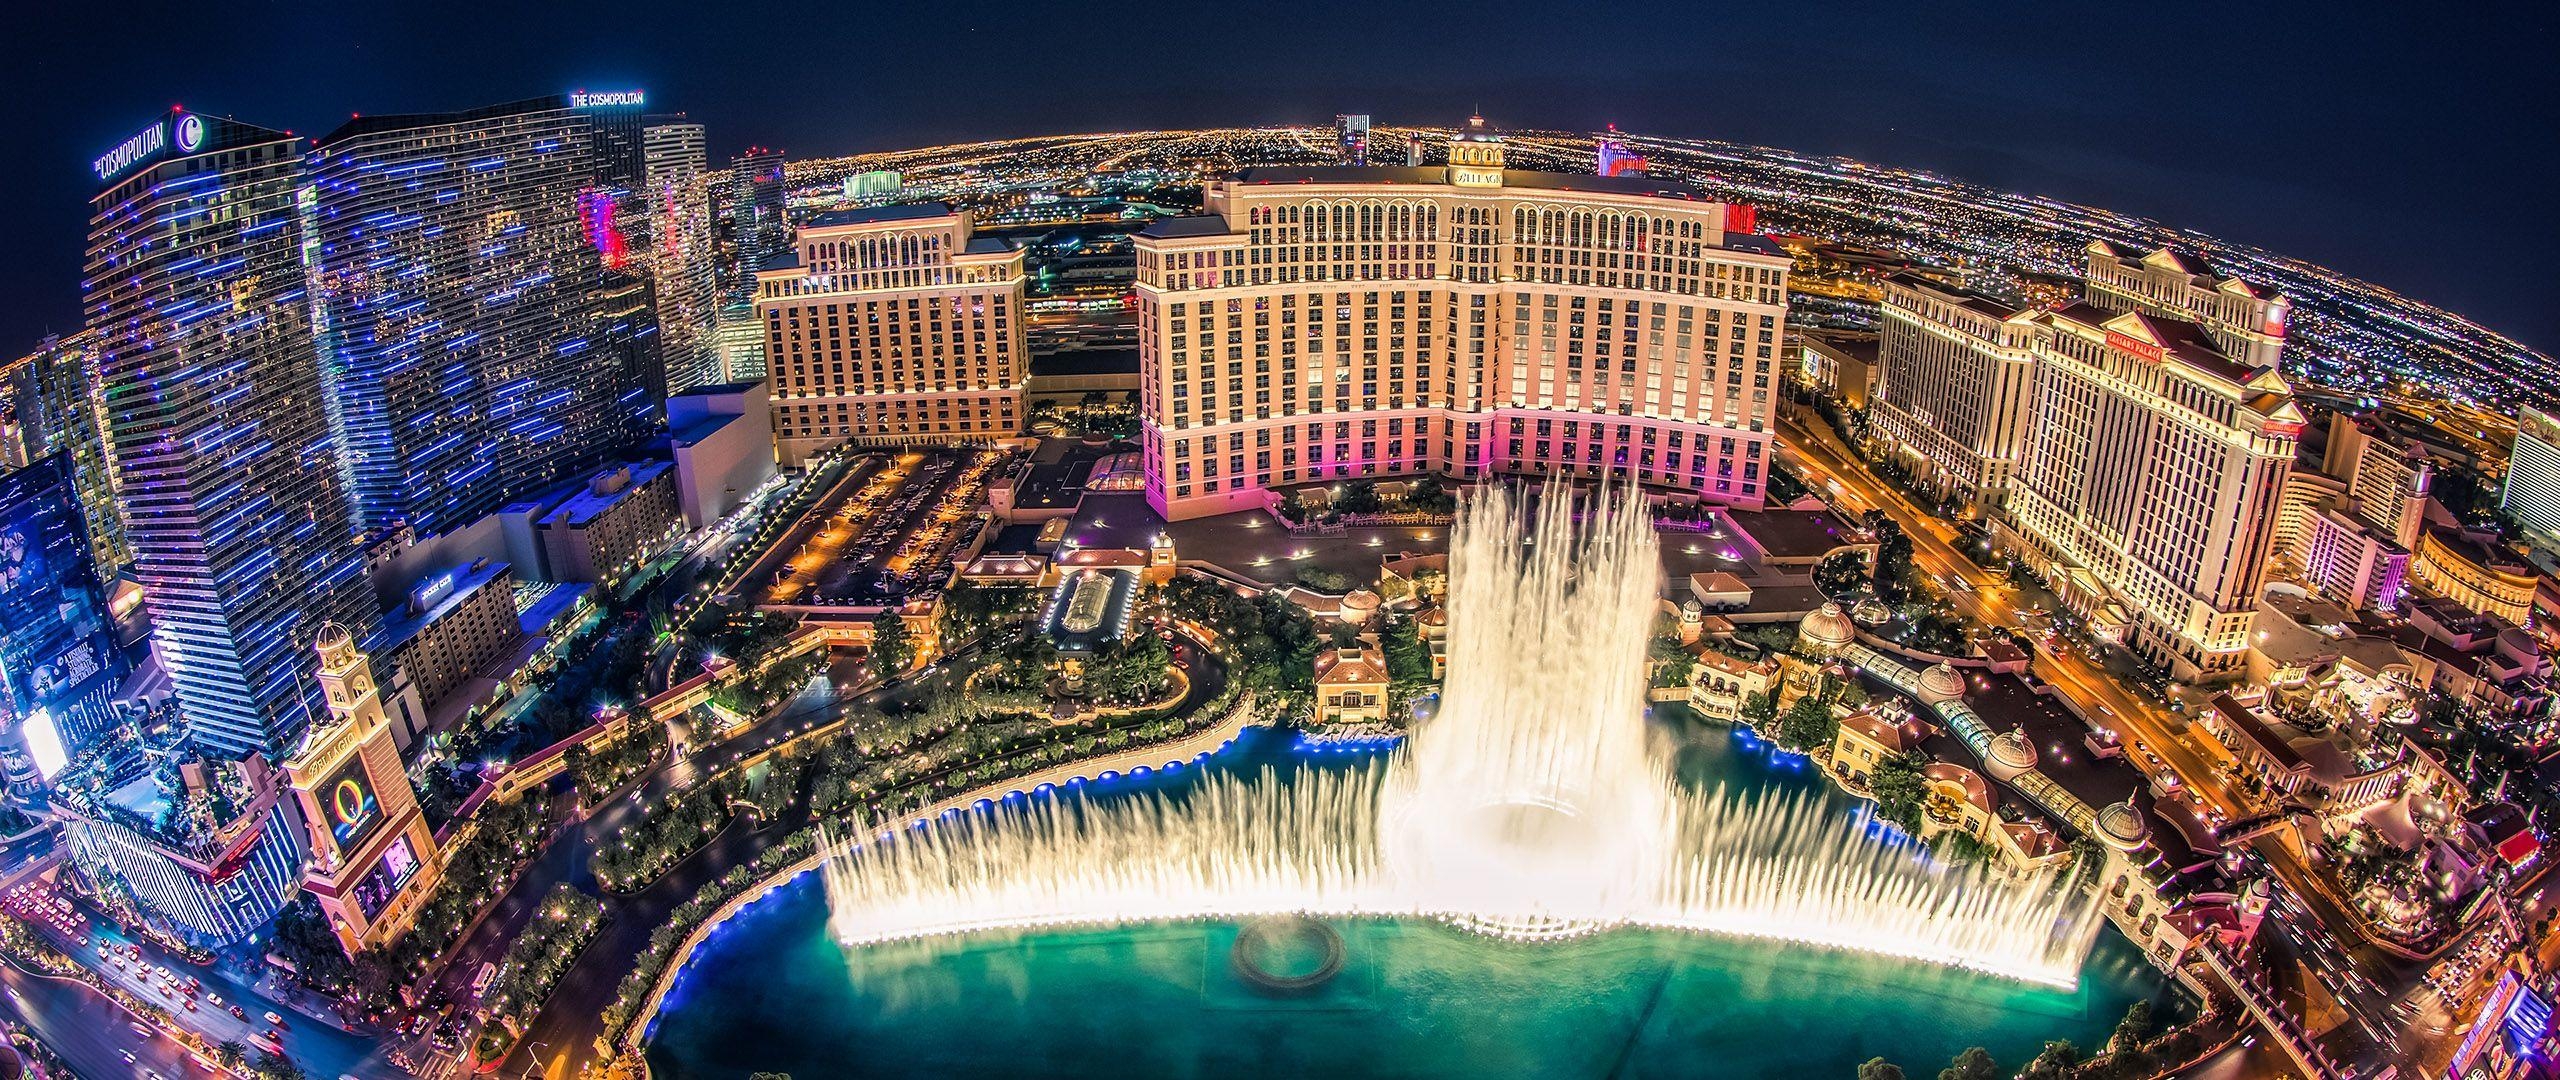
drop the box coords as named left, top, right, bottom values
left=1, top=893, right=394, bottom=1077
left=1, top=962, right=201, bottom=1079
left=1777, top=406, right=2427, bottom=1069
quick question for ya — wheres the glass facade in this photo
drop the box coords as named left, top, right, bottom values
left=0, top=454, right=125, bottom=760
left=306, top=96, right=659, bottom=536
left=85, top=112, right=379, bottom=757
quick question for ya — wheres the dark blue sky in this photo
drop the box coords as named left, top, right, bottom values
left=9, top=1, right=2554, bottom=354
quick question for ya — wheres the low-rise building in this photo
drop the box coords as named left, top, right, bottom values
left=377, top=559, right=524, bottom=744
left=2411, top=526, right=2539, bottom=626
left=1312, top=646, right=1390, bottom=725
left=538, top=460, right=682, bottom=584
left=668, top=379, right=777, bottom=529
left=2299, top=508, right=2410, bottom=613
left=1687, top=645, right=1779, bottom=722
left=1827, top=709, right=1913, bottom=785
left=1798, top=332, right=1878, bottom=409
left=2198, top=693, right=2403, bottom=810
left=52, top=749, right=307, bottom=946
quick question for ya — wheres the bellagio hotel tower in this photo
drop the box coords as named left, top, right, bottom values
left=1134, top=118, right=1792, bottom=521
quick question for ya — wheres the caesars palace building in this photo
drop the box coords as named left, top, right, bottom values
left=1132, top=118, right=1793, bottom=521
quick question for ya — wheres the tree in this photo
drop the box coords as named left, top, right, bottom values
left=254, top=1051, right=308, bottom=1080
left=1856, top=1059, right=1906, bottom=1080
left=2110, top=1000, right=2155, bottom=1051
left=1870, top=751, right=1932, bottom=832
left=870, top=612, right=914, bottom=676
left=1335, top=480, right=1383, bottom=515
left=1776, top=694, right=1838, bottom=751
left=2016, top=1040, right=2080, bottom=1080
left=1936, top=1047, right=1998, bottom=1080
left=1407, top=475, right=1456, bottom=514
left=1741, top=691, right=1779, bottom=727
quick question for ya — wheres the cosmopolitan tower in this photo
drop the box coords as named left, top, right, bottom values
left=85, top=110, right=378, bottom=757
left=1133, top=118, right=1790, bottom=521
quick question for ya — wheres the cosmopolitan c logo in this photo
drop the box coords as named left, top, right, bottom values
left=175, top=114, right=206, bottom=152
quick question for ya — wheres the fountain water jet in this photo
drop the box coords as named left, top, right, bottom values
left=821, top=484, right=2104, bottom=986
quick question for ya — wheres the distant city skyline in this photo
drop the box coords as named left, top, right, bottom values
left=6, top=1, right=2555, bottom=360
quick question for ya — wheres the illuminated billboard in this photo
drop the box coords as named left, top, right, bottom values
left=316, top=754, right=385, bottom=855
left=23, top=709, right=68, bottom=780
left=0, top=455, right=120, bottom=757
left=351, top=834, right=421, bottom=920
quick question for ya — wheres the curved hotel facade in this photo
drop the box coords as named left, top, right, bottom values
left=1133, top=119, right=1791, bottom=521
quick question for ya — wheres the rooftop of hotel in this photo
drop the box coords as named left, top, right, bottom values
left=2044, top=302, right=2263, bottom=386
left=1232, top=164, right=1703, bottom=200
left=1881, top=270, right=2038, bottom=321
left=542, top=459, right=676, bottom=528
left=803, top=202, right=958, bottom=230
left=377, top=558, right=512, bottom=654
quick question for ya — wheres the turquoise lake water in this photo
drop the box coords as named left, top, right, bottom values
left=644, top=715, right=2174, bottom=1079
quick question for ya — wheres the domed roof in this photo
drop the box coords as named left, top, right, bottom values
left=1797, top=602, right=1856, bottom=652
left=1917, top=663, right=1967, bottom=703
left=2095, top=798, right=2151, bottom=852
left=1342, top=589, right=1381, bottom=612
left=1418, top=605, right=1448, bottom=627
left=314, top=620, right=356, bottom=652
left=1984, top=729, right=2037, bottom=781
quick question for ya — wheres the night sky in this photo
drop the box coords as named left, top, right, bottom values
left=7, top=1, right=2554, bottom=356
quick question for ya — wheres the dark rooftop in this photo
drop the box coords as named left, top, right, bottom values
left=1232, top=165, right=1705, bottom=202
left=803, top=202, right=956, bottom=230
left=1136, top=215, right=1232, bottom=240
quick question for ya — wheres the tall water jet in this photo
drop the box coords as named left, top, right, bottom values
left=820, top=483, right=2104, bottom=986
left=1378, top=484, right=1675, bottom=936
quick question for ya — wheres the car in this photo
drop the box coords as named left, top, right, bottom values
left=120, top=1050, right=137, bottom=1065
left=183, top=999, right=196, bottom=1011
left=228, top=1005, right=246, bottom=1019
left=206, top=991, right=223, bottom=1006
left=264, top=1011, right=284, bottom=1026
left=130, top=1021, right=153, bottom=1038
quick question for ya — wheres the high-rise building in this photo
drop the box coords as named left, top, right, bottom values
left=1335, top=115, right=1371, bottom=166
left=3, top=333, right=128, bottom=579
left=570, top=88, right=650, bottom=192
left=2083, top=241, right=2289, bottom=370
left=2320, top=412, right=2432, bottom=548
left=641, top=118, right=708, bottom=192
left=728, top=147, right=790, bottom=297
left=1404, top=132, right=1426, bottom=168
left=2504, top=406, right=2560, bottom=557
left=305, top=96, right=657, bottom=536
left=0, top=454, right=128, bottom=788
left=85, top=110, right=378, bottom=757
left=1595, top=131, right=1647, bottom=177
left=754, top=204, right=1027, bottom=464
left=713, top=303, right=768, bottom=382
left=284, top=624, right=442, bottom=956
left=642, top=119, right=723, bottom=394
left=2001, top=302, right=2301, bottom=681
left=1870, top=273, right=2040, bottom=512
left=1132, top=117, right=1788, bottom=522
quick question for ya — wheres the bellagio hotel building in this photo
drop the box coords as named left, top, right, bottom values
left=1133, top=119, right=1792, bottom=521
left=754, top=204, right=1027, bottom=465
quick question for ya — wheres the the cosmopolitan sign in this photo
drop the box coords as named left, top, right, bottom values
left=571, top=89, right=646, bottom=108
left=93, top=118, right=169, bottom=182
left=92, top=112, right=206, bottom=183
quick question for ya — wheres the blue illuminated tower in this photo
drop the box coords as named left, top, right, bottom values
left=83, top=110, right=380, bottom=758
left=304, top=95, right=657, bottom=535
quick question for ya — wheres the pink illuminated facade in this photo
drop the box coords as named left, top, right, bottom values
left=1133, top=119, right=1791, bottom=521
